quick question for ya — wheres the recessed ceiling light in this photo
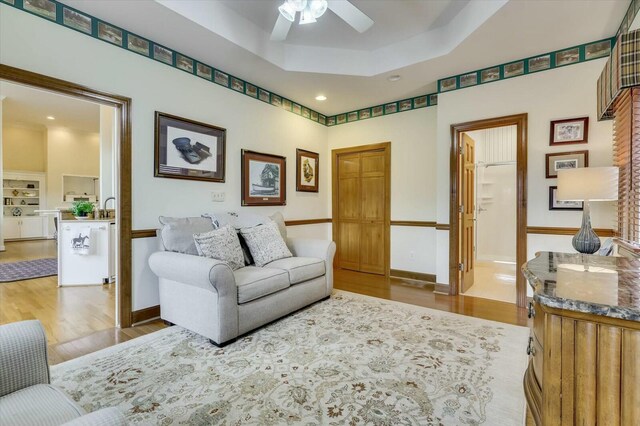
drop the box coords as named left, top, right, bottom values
left=315, top=95, right=327, bottom=101
left=387, top=75, right=401, bottom=82
left=46, top=116, right=55, bottom=120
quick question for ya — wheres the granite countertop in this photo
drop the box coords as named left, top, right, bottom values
left=523, top=252, right=640, bottom=322
left=59, top=218, right=116, bottom=224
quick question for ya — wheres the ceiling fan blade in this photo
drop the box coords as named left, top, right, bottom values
left=271, top=13, right=293, bottom=41
left=327, top=0, right=373, bottom=33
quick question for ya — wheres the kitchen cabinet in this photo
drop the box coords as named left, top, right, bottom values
left=3, top=217, right=45, bottom=240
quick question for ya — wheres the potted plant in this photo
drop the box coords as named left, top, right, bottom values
left=70, top=201, right=94, bottom=220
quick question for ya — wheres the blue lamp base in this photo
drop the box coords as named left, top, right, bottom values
left=572, top=201, right=601, bottom=254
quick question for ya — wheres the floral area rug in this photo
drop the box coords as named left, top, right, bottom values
left=51, top=291, right=529, bottom=425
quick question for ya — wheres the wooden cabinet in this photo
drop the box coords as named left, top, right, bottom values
left=524, top=301, right=640, bottom=425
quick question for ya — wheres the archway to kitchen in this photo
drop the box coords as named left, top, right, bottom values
left=0, top=65, right=132, bottom=348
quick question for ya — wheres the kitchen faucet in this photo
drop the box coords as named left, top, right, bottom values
left=102, top=196, right=116, bottom=218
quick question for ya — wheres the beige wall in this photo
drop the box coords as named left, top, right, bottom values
left=3, top=124, right=46, bottom=172
left=46, top=127, right=100, bottom=210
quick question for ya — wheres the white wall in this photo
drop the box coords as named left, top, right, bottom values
left=0, top=6, right=329, bottom=310
left=46, top=127, right=100, bottom=209
left=436, top=59, right=615, bottom=285
left=326, top=107, right=438, bottom=275
left=99, top=105, right=116, bottom=205
left=2, top=124, right=46, bottom=172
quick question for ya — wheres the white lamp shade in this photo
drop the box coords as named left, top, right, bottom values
left=557, top=167, right=619, bottom=201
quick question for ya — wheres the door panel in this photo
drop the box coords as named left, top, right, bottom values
left=334, top=147, right=388, bottom=276
left=360, top=222, right=385, bottom=274
left=461, top=134, right=475, bottom=292
left=337, top=222, right=360, bottom=271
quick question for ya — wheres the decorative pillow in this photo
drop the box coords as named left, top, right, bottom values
left=240, top=222, right=292, bottom=267
left=193, top=225, right=245, bottom=270
left=269, top=211, right=287, bottom=241
left=158, top=216, right=214, bottom=255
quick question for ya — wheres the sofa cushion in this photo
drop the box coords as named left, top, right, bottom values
left=263, top=257, right=325, bottom=285
left=158, top=216, right=214, bottom=255
left=193, top=225, right=245, bottom=270
left=269, top=212, right=287, bottom=240
left=0, top=384, right=85, bottom=426
left=240, top=222, right=292, bottom=267
left=233, top=267, right=290, bottom=304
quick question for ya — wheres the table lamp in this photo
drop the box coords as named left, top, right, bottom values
left=557, top=167, right=618, bottom=254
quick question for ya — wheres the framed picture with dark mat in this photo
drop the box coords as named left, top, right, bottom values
left=241, top=150, right=286, bottom=206
left=296, top=149, right=319, bottom=192
left=154, top=112, right=226, bottom=182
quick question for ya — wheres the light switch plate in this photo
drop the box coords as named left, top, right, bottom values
left=211, top=191, right=225, bottom=202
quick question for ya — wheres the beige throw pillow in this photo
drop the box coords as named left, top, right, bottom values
left=193, top=225, right=245, bottom=270
left=240, top=222, right=292, bottom=267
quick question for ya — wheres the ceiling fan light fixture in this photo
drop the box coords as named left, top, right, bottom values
left=278, top=2, right=296, bottom=22
left=299, top=8, right=317, bottom=25
left=309, top=0, right=328, bottom=18
left=287, top=0, right=308, bottom=12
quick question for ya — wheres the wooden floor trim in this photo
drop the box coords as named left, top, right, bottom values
left=390, top=269, right=436, bottom=283
left=527, top=226, right=616, bottom=237
left=285, top=218, right=332, bottom=226
left=131, top=305, right=160, bottom=324
left=131, top=229, right=157, bottom=239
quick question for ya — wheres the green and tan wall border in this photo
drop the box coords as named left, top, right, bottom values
left=1, top=0, right=328, bottom=125
left=2, top=0, right=630, bottom=128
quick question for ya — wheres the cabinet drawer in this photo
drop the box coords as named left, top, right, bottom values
left=529, top=334, right=543, bottom=386
left=529, top=301, right=544, bottom=343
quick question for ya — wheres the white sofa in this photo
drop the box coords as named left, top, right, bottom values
left=148, top=213, right=336, bottom=346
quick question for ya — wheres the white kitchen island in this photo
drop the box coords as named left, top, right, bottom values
left=58, top=218, right=116, bottom=286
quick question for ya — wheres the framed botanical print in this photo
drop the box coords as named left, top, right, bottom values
left=296, top=149, right=319, bottom=192
left=545, top=150, right=588, bottom=178
left=549, top=186, right=583, bottom=210
left=241, top=150, right=286, bottom=206
left=154, top=112, right=226, bottom=182
left=550, top=117, right=589, bottom=145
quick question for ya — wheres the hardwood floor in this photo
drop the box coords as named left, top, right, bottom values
left=2, top=241, right=527, bottom=365
left=334, top=268, right=529, bottom=327
left=0, top=240, right=116, bottom=345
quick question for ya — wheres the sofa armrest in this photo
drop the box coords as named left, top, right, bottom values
left=287, top=238, right=336, bottom=294
left=148, top=251, right=236, bottom=296
left=62, top=408, right=127, bottom=426
left=0, top=320, right=50, bottom=398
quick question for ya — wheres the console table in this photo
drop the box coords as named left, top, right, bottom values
left=522, top=252, right=640, bottom=425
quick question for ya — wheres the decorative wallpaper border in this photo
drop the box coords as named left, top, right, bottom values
left=325, top=92, right=438, bottom=127
left=0, top=0, right=328, bottom=125
left=618, top=0, right=640, bottom=36
left=436, top=38, right=616, bottom=95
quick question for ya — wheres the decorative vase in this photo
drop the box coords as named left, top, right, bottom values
left=572, top=201, right=601, bottom=254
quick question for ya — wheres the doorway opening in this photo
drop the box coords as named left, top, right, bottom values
left=450, top=114, right=528, bottom=307
left=0, top=65, right=133, bottom=340
left=332, top=142, right=390, bottom=277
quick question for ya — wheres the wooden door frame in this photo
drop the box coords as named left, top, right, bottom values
left=450, top=114, right=528, bottom=307
left=1, top=64, right=134, bottom=327
left=332, top=142, right=391, bottom=277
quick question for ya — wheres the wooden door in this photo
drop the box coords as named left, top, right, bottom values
left=461, top=133, right=475, bottom=292
left=333, top=144, right=389, bottom=276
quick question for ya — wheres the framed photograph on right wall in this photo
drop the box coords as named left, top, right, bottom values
left=296, top=149, right=319, bottom=192
left=550, top=117, right=589, bottom=145
left=549, top=186, right=583, bottom=210
left=545, top=150, right=588, bottom=178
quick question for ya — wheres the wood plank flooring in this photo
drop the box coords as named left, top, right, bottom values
left=0, top=240, right=116, bottom=345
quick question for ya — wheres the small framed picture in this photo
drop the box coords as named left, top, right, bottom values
left=127, top=34, right=149, bottom=56
left=231, top=78, right=244, bottom=92
left=481, top=67, right=500, bottom=83
left=98, top=22, right=122, bottom=46
left=549, top=186, right=583, bottom=210
left=545, top=150, right=588, bottom=178
left=413, top=96, right=427, bottom=108
left=241, top=150, right=286, bottom=206
left=528, top=54, right=550, bottom=72
left=63, top=7, right=92, bottom=34
left=176, top=54, right=193, bottom=73
left=214, top=70, right=229, bottom=87
left=439, top=77, right=457, bottom=92
left=154, top=112, right=226, bottom=182
left=585, top=40, right=611, bottom=60
left=347, top=111, right=358, bottom=122
left=196, top=63, right=212, bottom=80
left=24, top=0, right=56, bottom=20
left=154, top=45, right=173, bottom=64
left=296, top=149, right=319, bottom=193
left=399, top=99, right=412, bottom=111
left=555, top=48, right=580, bottom=67
left=327, top=116, right=336, bottom=126
left=550, top=117, right=588, bottom=145
left=372, top=106, right=383, bottom=117
left=384, top=103, right=397, bottom=114
left=246, top=83, right=258, bottom=98
left=504, top=61, right=524, bottom=78
left=459, top=72, right=477, bottom=88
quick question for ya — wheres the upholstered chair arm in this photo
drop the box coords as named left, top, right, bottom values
left=287, top=238, right=336, bottom=295
left=62, top=407, right=128, bottom=426
left=0, top=320, right=50, bottom=398
left=148, top=251, right=237, bottom=297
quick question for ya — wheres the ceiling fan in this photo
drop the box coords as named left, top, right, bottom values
left=271, top=0, right=374, bottom=41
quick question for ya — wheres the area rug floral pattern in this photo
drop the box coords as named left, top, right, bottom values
left=51, top=291, right=529, bottom=425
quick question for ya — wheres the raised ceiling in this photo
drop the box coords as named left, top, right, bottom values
left=65, top=0, right=628, bottom=115
left=1, top=82, right=100, bottom=133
